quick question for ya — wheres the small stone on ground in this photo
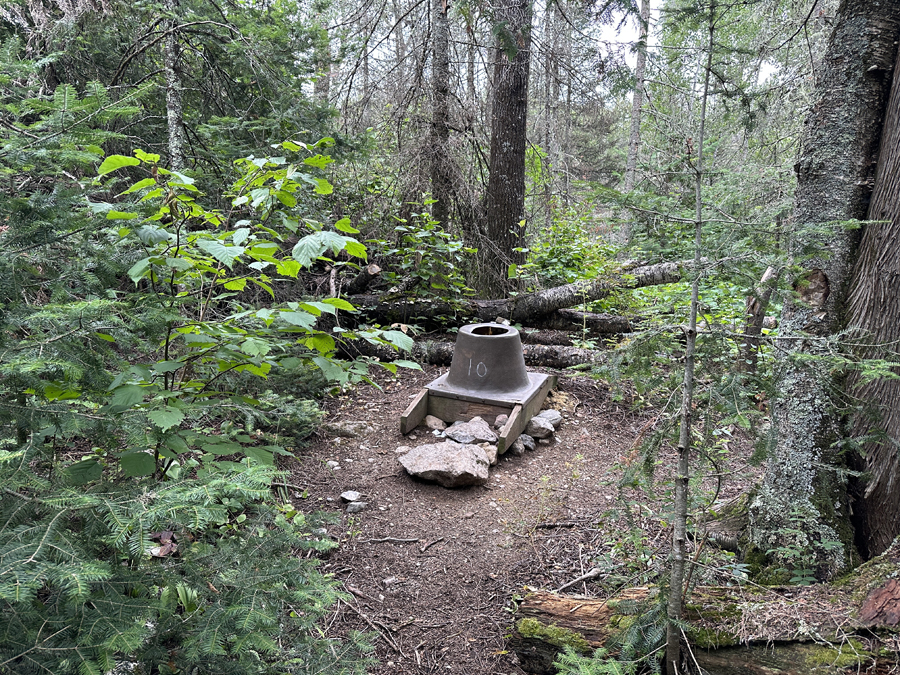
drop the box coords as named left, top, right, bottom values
left=444, top=416, right=498, bottom=444
left=525, top=416, right=555, bottom=439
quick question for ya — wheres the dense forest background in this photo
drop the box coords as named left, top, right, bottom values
left=2, top=0, right=900, bottom=672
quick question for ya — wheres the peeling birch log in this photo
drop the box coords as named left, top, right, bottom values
left=346, top=258, right=713, bottom=325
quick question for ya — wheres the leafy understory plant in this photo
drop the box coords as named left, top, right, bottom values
left=89, top=139, right=418, bottom=478
left=0, top=139, right=410, bottom=674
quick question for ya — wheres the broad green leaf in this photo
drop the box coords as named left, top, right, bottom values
left=314, top=178, right=333, bottom=195
left=381, top=330, right=414, bottom=352
left=304, top=334, right=335, bottom=354
left=244, top=446, right=274, bottom=465
left=110, top=384, right=145, bottom=409
left=234, top=362, right=271, bottom=377
left=98, top=155, right=140, bottom=175
left=393, top=359, right=422, bottom=370
left=134, top=149, right=161, bottom=163
left=181, top=332, right=217, bottom=345
left=127, top=258, right=151, bottom=283
left=282, top=140, right=305, bottom=152
left=344, top=239, right=367, bottom=260
left=276, top=259, right=301, bottom=277
left=291, top=232, right=330, bottom=267
left=280, top=311, right=316, bottom=329
left=232, top=227, right=251, bottom=245
left=240, top=337, right=271, bottom=357
left=197, top=239, right=244, bottom=268
left=120, top=451, right=156, bottom=477
left=148, top=407, right=185, bottom=432
left=120, top=177, right=157, bottom=195
left=304, top=154, right=333, bottom=169
left=164, top=257, right=193, bottom=271
left=334, top=217, right=360, bottom=234
left=312, top=355, right=346, bottom=383
left=64, top=459, right=103, bottom=485
left=166, top=434, right=190, bottom=454
left=152, top=361, right=183, bottom=374
left=275, top=190, right=297, bottom=207
left=202, top=441, right=243, bottom=455
left=321, top=297, right=357, bottom=312
left=223, top=278, right=248, bottom=291
left=95, top=332, right=116, bottom=342
left=107, top=211, right=138, bottom=220
left=137, top=225, right=171, bottom=245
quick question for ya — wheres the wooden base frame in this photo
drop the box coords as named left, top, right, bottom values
left=400, top=375, right=557, bottom=454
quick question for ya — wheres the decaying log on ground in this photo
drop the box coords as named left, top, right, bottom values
left=339, top=339, right=606, bottom=369
left=347, top=258, right=706, bottom=326
left=344, top=263, right=382, bottom=295
left=529, top=309, right=634, bottom=335
left=510, top=538, right=900, bottom=674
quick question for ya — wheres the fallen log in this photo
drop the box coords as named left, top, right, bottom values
left=346, top=258, right=708, bottom=326
left=510, top=538, right=900, bottom=674
left=339, top=338, right=606, bottom=369
left=344, top=263, right=382, bottom=295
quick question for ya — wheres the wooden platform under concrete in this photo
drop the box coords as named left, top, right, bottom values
left=400, top=374, right=556, bottom=454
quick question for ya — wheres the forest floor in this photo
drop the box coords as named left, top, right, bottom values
left=287, top=360, right=757, bottom=675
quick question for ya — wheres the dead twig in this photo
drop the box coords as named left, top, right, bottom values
left=420, top=537, right=445, bottom=553
left=556, top=567, right=603, bottom=593
left=357, top=537, right=420, bottom=544
left=341, top=598, right=403, bottom=654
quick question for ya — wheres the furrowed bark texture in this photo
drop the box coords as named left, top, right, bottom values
left=481, top=0, right=532, bottom=297
left=749, top=0, right=900, bottom=576
left=846, top=36, right=900, bottom=558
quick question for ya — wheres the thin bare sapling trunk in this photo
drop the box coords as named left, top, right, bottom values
left=665, top=7, right=714, bottom=672
left=163, top=0, right=186, bottom=171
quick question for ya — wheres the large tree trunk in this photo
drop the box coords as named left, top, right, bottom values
left=481, top=0, right=532, bottom=297
left=749, top=0, right=900, bottom=578
left=510, top=539, right=900, bottom=675
left=846, top=37, right=900, bottom=558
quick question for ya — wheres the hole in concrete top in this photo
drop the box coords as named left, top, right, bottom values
left=471, top=325, right=510, bottom=336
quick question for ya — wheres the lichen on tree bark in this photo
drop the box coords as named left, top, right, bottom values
left=749, top=0, right=900, bottom=577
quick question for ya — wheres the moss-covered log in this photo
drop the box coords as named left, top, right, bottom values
left=510, top=540, right=900, bottom=674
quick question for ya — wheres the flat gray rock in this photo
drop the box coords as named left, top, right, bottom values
left=346, top=501, right=368, bottom=513
left=398, top=440, right=490, bottom=488
left=445, top=416, right=498, bottom=444
left=525, top=416, right=555, bottom=439
left=536, top=409, right=563, bottom=429
left=340, top=490, right=361, bottom=502
left=494, top=414, right=509, bottom=429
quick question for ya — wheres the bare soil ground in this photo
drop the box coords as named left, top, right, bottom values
left=286, top=363, right=751, bottom=674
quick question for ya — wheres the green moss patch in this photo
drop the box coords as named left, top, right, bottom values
left=516, top=618, right=592, bottom=653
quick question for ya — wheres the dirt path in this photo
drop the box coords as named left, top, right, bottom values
left=288, top=363, right=653, bottom=674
